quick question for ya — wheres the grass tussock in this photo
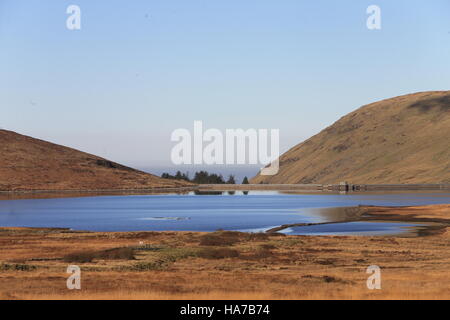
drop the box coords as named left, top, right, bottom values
left=281, top=238, right=305, bottom=247
left=198, top=248, right=240, bottom=259
left=63, top=247, right=135, bottom=263
left=199, top=231, right=242, bottom=246
left=241, top=247, right=275, bottom=261
left=199, top=231, right=274, bottom=246
left=259, top=244, right=276, bottom=250
left=133, top=244, right=164, bottom=252
left=0, top=263, right=37, bottom=272
left=131, top=261, right=167, bottom=271
left=128, top=247, right=198, bottom=271
left=302, top=274, right=350, bottom=284
left=157, top=247, right=198, bottom=262
left=247, top=233, right=270, bottom=241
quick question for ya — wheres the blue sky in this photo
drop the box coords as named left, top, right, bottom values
left=1, top=0, right=449, bottom=170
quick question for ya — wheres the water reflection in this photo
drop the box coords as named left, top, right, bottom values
left=193, top=191, right=224, bottom=196
left=304, top=207, right=363, bottom=223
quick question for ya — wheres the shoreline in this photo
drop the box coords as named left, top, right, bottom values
left=1, top=182, right=450, bottom=196
left=1, top=187, right=449, bottom=203
left=0, top=186, right=197, bottom=195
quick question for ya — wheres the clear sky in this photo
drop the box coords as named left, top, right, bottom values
left=1, top=0, right=449, bottom=170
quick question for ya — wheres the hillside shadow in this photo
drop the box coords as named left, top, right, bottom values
left=408, top=95, right=450, bottom=112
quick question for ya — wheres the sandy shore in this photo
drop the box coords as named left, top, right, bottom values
left=0, top=204, right=448, bottom=300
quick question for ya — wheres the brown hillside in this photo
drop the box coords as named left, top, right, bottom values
left=252, top=91, right=450, bottom=184
left=0, top=130, right=191, bottom=191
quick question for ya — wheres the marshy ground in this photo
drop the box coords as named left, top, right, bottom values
left=0, top=204, right=448, bottom=300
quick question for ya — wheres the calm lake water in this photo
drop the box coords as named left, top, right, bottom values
left=0, top=191, right=449, bottom=236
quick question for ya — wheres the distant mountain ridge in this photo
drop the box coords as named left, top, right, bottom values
left=252, top=91, right=450, bottom=184
left=0, top=130, right=191, bottom=191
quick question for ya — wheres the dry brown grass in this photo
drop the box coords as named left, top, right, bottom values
left=199, top=232, right=242, bottom=246
left=63, top=247, right=135, bottom=263
left=197, top=248, right=240, bottom=259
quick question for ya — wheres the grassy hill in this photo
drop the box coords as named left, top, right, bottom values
left=252, top=91, right=450, bottom=184
left=0, top=130, right=191, bottom=191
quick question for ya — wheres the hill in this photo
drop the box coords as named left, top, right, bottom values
left=0, top=130, right=191, bottom=191
left=252, top=91, right=450, bottom=184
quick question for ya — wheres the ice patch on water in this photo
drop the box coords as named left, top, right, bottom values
left=137, top=217, right=190, bottom=221
left=237, top=226, right=279, bottom=233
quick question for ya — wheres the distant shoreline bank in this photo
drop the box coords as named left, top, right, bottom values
left=0, top=183, right=450, bottom=200
left=198, top=183, right=450, bottom=192
left=1, top=183, right=450, bottom=196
